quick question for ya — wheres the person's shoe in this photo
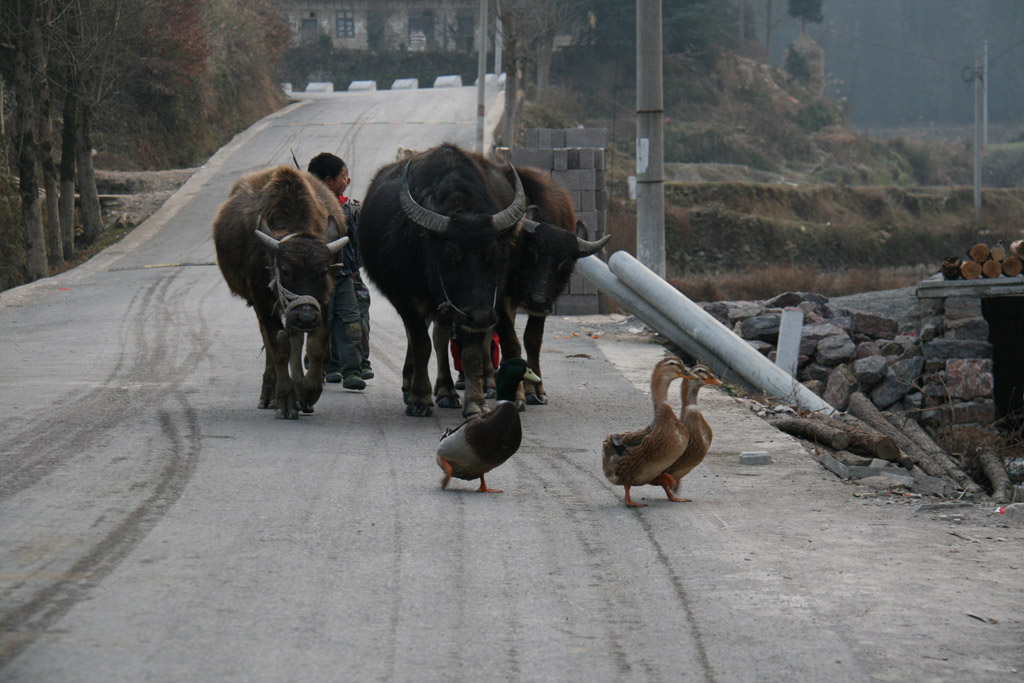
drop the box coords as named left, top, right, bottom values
left=325, top=372, right=342, bottom=383
left=361, top=365, right=374, bottom=380
left=343, top=374, right=366, bottom=390
left=454, top=372, right=465, bottom=390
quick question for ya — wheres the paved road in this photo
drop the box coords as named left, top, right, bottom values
left=1, top=88, right=1022, bottom=682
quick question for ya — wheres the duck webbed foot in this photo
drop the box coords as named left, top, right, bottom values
left=623, top=485, right=646, bottom=507
left=439, top=458, right=454, bottom=489
left=653, top=473, right=691, bottom=502
left=476, top=474, right=502, bottom=493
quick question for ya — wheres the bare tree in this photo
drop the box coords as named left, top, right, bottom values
left=2, top=0, right=49, bottom=280
left=496, top=0, right=584, bottom=145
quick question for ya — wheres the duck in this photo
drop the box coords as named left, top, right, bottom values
left=652, top=364, right=722, bottom=502
left=601, top=356, right=697, bottom=507
left=437, top=358, right=542, bottom=492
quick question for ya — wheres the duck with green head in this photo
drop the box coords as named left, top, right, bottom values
left=436, top=358, right=541, bottom=492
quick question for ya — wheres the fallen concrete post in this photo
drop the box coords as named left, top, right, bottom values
left=575, top=256, right=745, bottom=388
left=604, top=251, right=837, bottom=416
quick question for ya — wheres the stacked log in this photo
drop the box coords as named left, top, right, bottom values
left=942, top=240, right=1023, bottom=280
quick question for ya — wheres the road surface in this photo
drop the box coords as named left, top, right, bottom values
left=1, top=87, right=1021, bottom=682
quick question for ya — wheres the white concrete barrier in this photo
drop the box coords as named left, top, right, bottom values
left=281, top=82, right=293, bottom=95
left=305, top=82, right=334, bottom=93
left=433, top=75, right=463, bottom=88
left=391, top=78, right=419, bottom=90
left=348, top=80, right=377, bottom=91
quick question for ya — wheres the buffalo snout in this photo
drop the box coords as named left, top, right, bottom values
left=288, top=304, right=322, bottom=332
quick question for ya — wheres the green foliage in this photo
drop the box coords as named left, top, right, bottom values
left=784, top=46, right=812, bottom=83
left=796, top=99, right=838, bottom=132
left=663, top=2, right=736, bottom=55
left=787, top=0, right=824, bottom=24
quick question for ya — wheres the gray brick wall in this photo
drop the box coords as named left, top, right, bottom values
left=509, top=128, right=609, bottom=315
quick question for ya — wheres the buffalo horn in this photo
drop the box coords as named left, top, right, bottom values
left=576, top=233, right=612, bottom=257
left=326, top=236, right=350, bottom=255
left=399, top=161, right=450, bottom=235
left=255, top=227, right=281, bottom=253
left=491, top=165, right=527, bottom=234
left=521, top=218, right=541, bottom=234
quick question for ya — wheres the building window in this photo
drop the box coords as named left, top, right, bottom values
left=409, top=10, right=434, bottom=50
left=336, top=10, right=354, bottom=39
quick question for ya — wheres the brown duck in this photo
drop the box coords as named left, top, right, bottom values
left=652, top=364, right=722, bottom=502
left=601, top=356, right=697, bottom=507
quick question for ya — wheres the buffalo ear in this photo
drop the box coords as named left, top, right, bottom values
left=326, top=215, right=344, bottom=241
left=576, top=233, right=611, bottom=257
left=326, top=235, right=350, bottom=256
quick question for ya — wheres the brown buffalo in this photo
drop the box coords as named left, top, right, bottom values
left=213, top=165, right=347, bottom=419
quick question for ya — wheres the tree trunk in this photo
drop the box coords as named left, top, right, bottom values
left=770, top=416, right=850, bottom=451
left=847, top=392, right=982, bottom=495
left=978, top=449, right=1012, bottom=502
left=535, top=31, right=553, bottom=100
left=38, top=73, right=63, bottom=270
left=76, top=100, right=104, bottom=246
left=12, top=5, right=48, bottom=281
left=59, top=82, right=78, bottom=260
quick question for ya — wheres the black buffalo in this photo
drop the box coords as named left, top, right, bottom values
left=358, top=143, right=525, bottom=417
left=495, top=165, right=610, bottom=407
left=213, top=165, right=347, bottom=419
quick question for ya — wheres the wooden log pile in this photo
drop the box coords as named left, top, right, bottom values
left=770, top=391, right=995, bottom=499
left=942, top=240, right=1024, bottom=280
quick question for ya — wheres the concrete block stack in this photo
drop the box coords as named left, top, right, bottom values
left=511, top=128, right=609, bottom=315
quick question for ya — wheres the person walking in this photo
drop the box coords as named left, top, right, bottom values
left=307, top=152, right=373, bottom=389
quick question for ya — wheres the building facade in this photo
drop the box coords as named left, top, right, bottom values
left=283, top=1, right=482, bottom=52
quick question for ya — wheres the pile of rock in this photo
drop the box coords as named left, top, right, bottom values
left=698, top=290, right=993, bottom=429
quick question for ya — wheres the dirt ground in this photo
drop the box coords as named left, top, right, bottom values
left=94, top=168, right=198, bottom=231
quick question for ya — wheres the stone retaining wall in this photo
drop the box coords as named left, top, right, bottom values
left=700, top=289, right=1001, bottom=429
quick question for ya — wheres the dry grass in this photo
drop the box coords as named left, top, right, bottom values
left=936, top=423, right=1024, bottom=494
left=666, top=264, right=928, bottom=303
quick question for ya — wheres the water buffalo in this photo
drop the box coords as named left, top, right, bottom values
left=213, top=165, right=348, bottom=419
left=358, top=143, right=525, bottom=417
left=495, top=165, right=610, bottom=407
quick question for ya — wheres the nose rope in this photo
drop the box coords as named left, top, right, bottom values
left=267, top=258, right=321, bottom=323
left=433, top=254, right=496, bottom=321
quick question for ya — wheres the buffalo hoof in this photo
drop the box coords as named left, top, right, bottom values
left=406, top=404, right=434, bottom=417
left=301, top=405, right=315, bottom=414
left=436, top=395, right=462, bottom=410
left=275, top=407, right=300, bottom=420
left=485, top=388, right=497, bottom=400
left=526, top=394, right=548, bottom=406
left=516, top=399, right=526, bottom=412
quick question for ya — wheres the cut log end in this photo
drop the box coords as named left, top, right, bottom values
left=960, top=260, right=982, bottom=280
left=969, top=243, right=991, bottom=263
left=981, top=259, right=1003, bottom=279
left=1003, top=255, right=1022, bottom=277
left=1010, top=239, right=1024, bottom=260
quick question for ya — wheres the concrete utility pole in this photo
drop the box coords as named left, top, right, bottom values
left=495, top=16, right=502, bottom=78
left=973, top=52, right=983, bottom=220
left=636, top=0, right=665, bottom=277
left=983, top=40, right=989, bottom=147
left=476, top=0, right=487, bottom=154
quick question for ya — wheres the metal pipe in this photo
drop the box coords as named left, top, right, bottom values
left=605, top=251, right=837, bottom=415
